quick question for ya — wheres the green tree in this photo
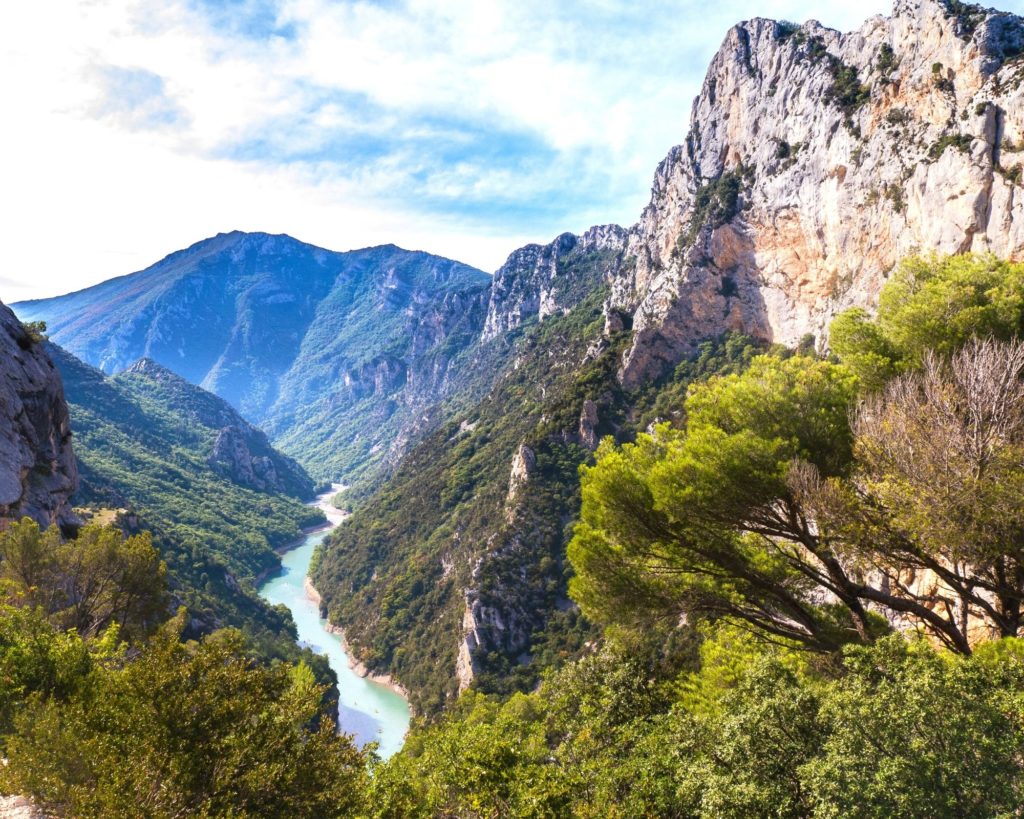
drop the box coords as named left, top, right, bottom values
left=0, top=519, right=168, bottom=641
left=1, top=614, right=369, bottom=818
left=568, top=352, right=876, bottom=652
left=830, top=254, right=1024, bottom=389
left=804, top=636, right=1024, bottom=818
left=0, top=603, right=94, bottom=739
left=23, top=320, right=47, bottom=344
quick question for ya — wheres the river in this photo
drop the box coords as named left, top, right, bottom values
left=258, top=486, right=411, bottom=759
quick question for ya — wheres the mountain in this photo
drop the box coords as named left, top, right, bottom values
left=14, top=0, right=1024, bottom=714
left=0, top=301, right=77, bottom=531
left=46, top=345, right=334, bottom=669
left=14, top=232, right=490, bottom=485
left=49, top=345, right=319, bottom=579
left=312, top=227, right=630, bottom=711
left=120, top=357, right=313, bottom=498
left=610, top=0, right=1024, bottom=387
left=314, top=0, right=1024, bottom=711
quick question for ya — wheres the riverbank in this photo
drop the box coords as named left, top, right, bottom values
left=303, top=576, right=412, bottom=703
left=257, top=485, right=411, bottom=758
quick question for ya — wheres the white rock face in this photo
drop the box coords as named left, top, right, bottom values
left=506, top=442, right=536, bottom=504
left=455, top=601, right=480, bottom=693
left=611, top=0, right=1024, bottom=388
left=483, top=226, right=627, bottom=341
left=0, top=302, right=78, bottom=530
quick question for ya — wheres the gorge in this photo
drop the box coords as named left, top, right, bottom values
left=257, top=487, right=410, bottom=759
left=4, top=1, right=1024, bottom=814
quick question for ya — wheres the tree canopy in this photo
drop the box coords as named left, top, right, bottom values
left=570, top=255, right=1024, bottom=655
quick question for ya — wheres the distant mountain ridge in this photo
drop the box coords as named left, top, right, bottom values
left=15, top=232, right=491, bottom=483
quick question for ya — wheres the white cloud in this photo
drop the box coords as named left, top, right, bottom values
left=0, top=0, right=926, bottom=301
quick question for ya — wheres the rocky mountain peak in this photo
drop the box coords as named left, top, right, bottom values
left=482, top=225, right=626, bottom=342
left=608, top=0, right=1024, bottom=389
left=124, top=357, right=181, bottom=381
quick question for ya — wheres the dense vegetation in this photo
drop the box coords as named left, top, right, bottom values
left=367, top=254, right=1024, bottom=816
left=313, top=247, right=618, bottom=713
left=0, top=520, right=369, bottom=818
left=314, top=238, right=807, bottom=713
left=50, top=345, right=331, bottom=674
left=372, top=628, right=1024, bottom=818
left=11, top=253, right=1024, bottom=816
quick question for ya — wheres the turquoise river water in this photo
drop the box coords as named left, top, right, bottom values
left=258, top=488, right=411, bottom=759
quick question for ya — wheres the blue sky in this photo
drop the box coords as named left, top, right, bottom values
left=0, top=0, right=916, bottom=300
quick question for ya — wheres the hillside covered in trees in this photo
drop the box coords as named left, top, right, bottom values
left=363, top=253, right=1024, bottom=817
left=9, top=255, right=1024, bottom=817
left=4, top=0, right=1024, bottom=815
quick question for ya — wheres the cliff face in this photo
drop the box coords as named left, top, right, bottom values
left=0, top=302, right=78, bottom=530
left=611, top=0, right=1024, bottom=387
left=482, top=225, right=627, bottom=341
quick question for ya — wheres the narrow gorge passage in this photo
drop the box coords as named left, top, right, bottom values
left=259, top=486, right=411, bottom=759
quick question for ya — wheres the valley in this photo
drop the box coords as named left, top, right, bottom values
left=3, top=0, right=1024, bottom=815
left=258, top=487, right=410, bottom=759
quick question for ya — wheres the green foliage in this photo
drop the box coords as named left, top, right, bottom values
left=830, top=254, right=1024, bottom=388
left=828, top=307, right=899, bottom=392
left=775, top=21, right=800, bottom=41
left=876, top=43, right=897, bottom=76
left=313, top=265, right=763, bottom=713
left=928, top=133, right=973, bottom=160
left=0, top=518, right=168, bottom=642
left=885, top=107, right=911, bottom=126
left=569, top=352, right=861, bottom=648
left=940, top=0, right=988, bottom=37
left=1001, top=162, right=1023, bottom=185
left=0, top=602, right=93, bottom=740
left=796, top=35, right=869, bottom=127
left=632, top=333, right=769, bottom=445
left=375, top=628, right=1024, bottom=818
left=825, top=60, right=871, bottom=122
left=22, top=320, right=47, bottom=344
left=46, top=346, right=337, bottom=686
left=676, top=167, right=751, bottom=255
left=0, top=614, right=369, bottom=818
left=804, top=637, right=1024, bottom=818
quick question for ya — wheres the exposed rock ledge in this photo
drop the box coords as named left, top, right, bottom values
left=0, top=795, right=42, bottom=818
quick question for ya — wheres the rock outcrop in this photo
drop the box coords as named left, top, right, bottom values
left=610, top=0, right=1024, bottom=388
left=0, top=301, right=78, bottom=530
left=483, top=225, right=627, bottom=341
left=208, top=426, right=284, bottom=494
left=120, top=357, right=315, bottom=498
left=506, top=443, right=536, bottom=505
left=455, top=601, right=481, bottom=693
left=578, top=399, right=600, bottom=451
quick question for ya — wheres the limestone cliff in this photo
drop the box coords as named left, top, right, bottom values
left=611, top=0, right=1024, bottom=387
left=483, top=225, right=627, bottom=341
left=0, top=301, right=78, bottom=530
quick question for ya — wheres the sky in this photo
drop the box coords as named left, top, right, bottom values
left=0, top=1, right=904, bottom=301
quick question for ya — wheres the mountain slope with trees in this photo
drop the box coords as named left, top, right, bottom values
left=15, top=233, right=491, bottom=486
left=48, top=344, right=331, bottom=668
